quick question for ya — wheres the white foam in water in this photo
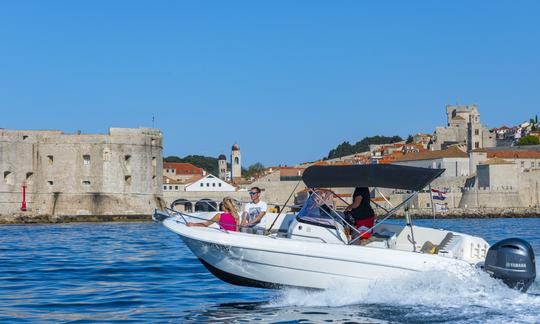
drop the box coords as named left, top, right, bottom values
left=269, top=264, right=540, bottom=322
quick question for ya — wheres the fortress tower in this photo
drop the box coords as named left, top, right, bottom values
left=231, top=144, right=242, bottom=182
left=218, top=154, right=227, bottom=181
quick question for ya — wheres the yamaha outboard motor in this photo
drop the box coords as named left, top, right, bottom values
left=484, top=238, right=536, bottom=292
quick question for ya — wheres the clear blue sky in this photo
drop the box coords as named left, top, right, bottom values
left=1, top=1, right=539, bottom=166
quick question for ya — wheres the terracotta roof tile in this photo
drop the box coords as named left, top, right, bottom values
left=394, top=146, right=468, bottom=162
left=480, top=158, right=514, bottom=165
left=487, top=151, right=540, bottom=159
left=163, top=162, right=204, bottom=175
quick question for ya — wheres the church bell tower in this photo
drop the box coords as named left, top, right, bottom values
left=231, top=144, right=241, bottom=182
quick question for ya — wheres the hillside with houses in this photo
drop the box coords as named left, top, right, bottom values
left=163, top=104, right=540, bottom=217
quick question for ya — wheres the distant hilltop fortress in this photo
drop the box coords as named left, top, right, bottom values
left=432, top=104, right=496, bottom=151
left=0, top=128, right=164, bottom=220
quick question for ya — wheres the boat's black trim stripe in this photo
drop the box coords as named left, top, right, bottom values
left=197, top=258, right=320, bottom=290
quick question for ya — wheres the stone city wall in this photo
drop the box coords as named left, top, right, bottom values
left=0, top=128, right=164, bottom=223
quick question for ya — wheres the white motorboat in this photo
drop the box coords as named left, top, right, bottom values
left=154, top=164, right=536, bottom=292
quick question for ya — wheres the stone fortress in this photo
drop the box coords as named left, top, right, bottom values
left=0, top=128, right=164, bottom=222
left=432, top=105, right=496, bottom=151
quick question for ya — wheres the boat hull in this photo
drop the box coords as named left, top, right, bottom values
left=164, top=217, right=466, bottom=290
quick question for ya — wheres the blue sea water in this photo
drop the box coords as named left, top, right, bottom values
left=0, top=218, right=539, bottom=323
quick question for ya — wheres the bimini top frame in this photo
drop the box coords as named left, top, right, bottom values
left=301, top=164, right=446, bottom=245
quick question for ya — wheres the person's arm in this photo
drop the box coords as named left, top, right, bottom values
left=241, top=206, right=249, bottom=225
left=249, top=210, right=266, bottom=226
left=188, top=213, right=220, bottom=227
left=247, top=203, right=267, bottom=226
left=345, top=195, right=363, bottom=211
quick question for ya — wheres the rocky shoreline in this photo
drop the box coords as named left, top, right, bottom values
left=2, top=207, right=540, bottom=224
left=389, top=207, right=540, bottom=219
left=0, top=214, right=152, bottom=224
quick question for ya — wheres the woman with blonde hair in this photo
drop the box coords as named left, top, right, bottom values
left=187, top=197, right=240, bottom=231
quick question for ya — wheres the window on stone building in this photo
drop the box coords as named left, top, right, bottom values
left=200, top=183, right=203, bottom=187
left=163, top=185, right=167, bottom=190
left=82, top=180, right=91, bottom=185
left=206, top=183, right=209, bottom=187
left=47, top=180, right=53, bottom=186
left=475, top=129, right=479, bottom=135
left=23, top=135, right=28, bottom=140
left=103, top=150, right=111, bottom=162
left=175, top=186, right=178, bottom=190
left=83, top=155, right=91, bottom=165
left=212, top=183, right=216, bottom=187
left=169, top=186, right=172, bottom=190
left=219, top=183, right=222, bottom=187
left=47, top=155, right=54, bottom=165
left=124, top=175, right=132, bottom=185
left=26, top=172, right=33, bottom=182
left=521, top=161, right=525, bottom=168
left=124, top=155, right=132, bottom=172
left=474, top=142, right=479, bottom=149
left=3, top=171, right=13, bottom=185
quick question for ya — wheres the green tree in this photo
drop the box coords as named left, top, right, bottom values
left=517, top=135, right=540, bottom=146
left=163, top=155, right=221, bottom=175
left=244, top=162, right=266, bottom=178
left=327, top=135, right=403, bottom=159
left=406, top=135, right=414, bottom=144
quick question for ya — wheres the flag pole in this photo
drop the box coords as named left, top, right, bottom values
left=429, top=184, right=436, bottom=228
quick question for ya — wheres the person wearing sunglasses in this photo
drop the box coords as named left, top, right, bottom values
left=241, top=187, right=267, bottom=232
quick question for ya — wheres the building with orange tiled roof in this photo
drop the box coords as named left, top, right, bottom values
left=393, top=146, right=470, bottom=178
left=413, top=133, right=433, bottom=149
left=163, top=162, right=206, bottom=182
left=370, top=142, right=427, bottom=164
left=469, top=149, right=540, bottom=172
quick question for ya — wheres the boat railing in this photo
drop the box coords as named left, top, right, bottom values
left=309, top=189, right=419, bottom=245
left=162, top=207, right=268, bottom=233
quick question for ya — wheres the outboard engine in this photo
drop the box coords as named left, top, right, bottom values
left=484, top=238, right=536, bottom=292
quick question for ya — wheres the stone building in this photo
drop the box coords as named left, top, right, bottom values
left=218, top=154, right=228, bottom=180
left=231, top=144, right=242, bottom=182
left=184, top=174, right=236, bottom=192
left=0, top=128, right=164, bottom=220
left=432, top=105, right=495, bottom=151
left=393, top=146, right=470, bottom=178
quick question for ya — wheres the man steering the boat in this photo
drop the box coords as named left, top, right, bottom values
left=241, top=187, right=267, bottom=232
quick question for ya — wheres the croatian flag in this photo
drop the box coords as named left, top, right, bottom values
left=431, top=189, right=447, bottom=201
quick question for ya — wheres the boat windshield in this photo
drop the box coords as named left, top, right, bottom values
left=296, top=189, right=338, bottom=228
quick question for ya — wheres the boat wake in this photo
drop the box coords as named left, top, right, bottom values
left=269, top=263, right=540, bottom=323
